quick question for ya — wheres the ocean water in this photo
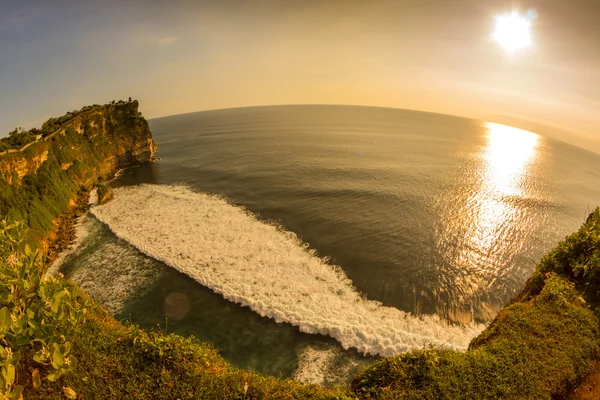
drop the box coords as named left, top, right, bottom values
left=56, top=105, right=600, bottom=381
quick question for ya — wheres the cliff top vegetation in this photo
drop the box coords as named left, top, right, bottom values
left=0, top=99, right=152, bottom=249
left=0, top=98, right=138, bottom=154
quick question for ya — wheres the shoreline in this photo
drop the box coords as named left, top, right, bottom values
left=44, top=188, right=92, bottom=265
left=44, top=164, right=124, bottom=270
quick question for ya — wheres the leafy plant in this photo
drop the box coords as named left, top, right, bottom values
left=0, top=220, right=87, bottom=398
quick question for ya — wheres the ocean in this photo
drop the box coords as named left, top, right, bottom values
left=56, top=105, right=600, bottom=384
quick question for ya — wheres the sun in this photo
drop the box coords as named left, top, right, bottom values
left=493, top=11, right=532, bottom=53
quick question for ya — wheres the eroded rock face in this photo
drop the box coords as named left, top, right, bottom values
left=0, top=145, right=49, bottom=183
left=110, top=136, right=157, bottom=171
left=0, top=100, right=156, bottom=185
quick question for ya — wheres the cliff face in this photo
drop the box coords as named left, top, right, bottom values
left=0, top=143, right=50, bottom=184
left=0, top=100, right=156, bottom=245
left=0, top=100, right=156, bottom=185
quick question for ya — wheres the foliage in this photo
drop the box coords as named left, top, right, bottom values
left=4, top=214, right=597, bottom=400
left=0, top=151, right=78, bottom=246
left=351, top=209, right=600, bottom=399
left=0, top=98, right=140, bottom=152
left=3, top=99, right=599, bottom=398
left=0, top=99, right=150, bottom=248
left=0, top=221, right=87, bottom=399
left=2, top=279, right=349, bottom=399
left=352, top=278, right=599, bottom=399
left=0, top=219, right=347, bottom=399
left=0, top=129, right=36, bottom=153
left=519, top=208, right=600, bottom=306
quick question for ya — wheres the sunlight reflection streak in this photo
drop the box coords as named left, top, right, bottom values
left=464, top=123, right=538, bottom=269
left=433, top=123, right=539, bottom=323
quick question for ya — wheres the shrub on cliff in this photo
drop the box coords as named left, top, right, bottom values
left=0, top=129, right=35, bottom=153
left=0, top=100, right=153, bottom=248
left=0, top=152, right=77, bottom=245
left=522, top=208, right=600, bottom=306
left=351, top=209, right=600, bottom=399
left=0, top=221, right=87, bottom=399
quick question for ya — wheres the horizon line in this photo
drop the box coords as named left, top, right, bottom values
left=146, top=103, right=600, bottom=157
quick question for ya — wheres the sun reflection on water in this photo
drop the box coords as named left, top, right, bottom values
left=485, top=122, right=539, bottom=197
left=434, top=122, right=539, bottom=323
left=468, top=123, right=539, bottom=259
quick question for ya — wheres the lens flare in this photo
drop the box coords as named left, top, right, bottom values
left=493, top=11, right=532, bottom=52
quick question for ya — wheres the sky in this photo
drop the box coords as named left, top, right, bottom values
left=1, top=0, right=599, bottom=152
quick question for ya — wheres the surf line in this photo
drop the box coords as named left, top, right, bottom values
left=91, top=184, right=485, bottom=356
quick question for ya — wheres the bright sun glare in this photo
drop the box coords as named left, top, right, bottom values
left=493, top=11, right=533, bottom=52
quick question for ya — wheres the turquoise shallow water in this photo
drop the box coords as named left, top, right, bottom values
left=58, top=105, right=600, bottom=380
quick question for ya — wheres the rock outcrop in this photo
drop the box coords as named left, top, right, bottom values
left=0, top=100, right=156, bottom=185
left=0, top=100, right=156, bottom=247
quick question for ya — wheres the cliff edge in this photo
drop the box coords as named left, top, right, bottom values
left=0, top=100, right=156, bottom=245
left=0, top=100, right=155, bottom=185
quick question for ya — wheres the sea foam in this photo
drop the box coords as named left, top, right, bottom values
left=293, top=344, right=367, bottom=386
left=91, top=184, right=485, bottom=356
left=53, top=215, right=162, bottom=314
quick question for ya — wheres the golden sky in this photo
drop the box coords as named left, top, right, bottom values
left=1, top=0, right=599, bottom=152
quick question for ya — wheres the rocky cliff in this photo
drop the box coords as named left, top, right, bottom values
left=0, top=100, right=156, bottom=245
left=0, top=100, right=156, bottom=185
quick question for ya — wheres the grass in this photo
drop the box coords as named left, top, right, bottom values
left=352, top=276, right=598, bottom=399
left=11, top=208, right=599, bottom=400
left=15, top=284, right=350, bottom=400
left=351, top=208, right=600, bottom=399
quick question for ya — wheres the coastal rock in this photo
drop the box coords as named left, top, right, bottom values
left=0, top=99, right=155, bottom=253
left=0, top=100, right=156, bottom=186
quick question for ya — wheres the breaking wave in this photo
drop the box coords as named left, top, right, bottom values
left=293, top=344, right=367, bottom=387
left=51, top=214, right=162, bottom=314
left=91, top=184, right=485, bottom=356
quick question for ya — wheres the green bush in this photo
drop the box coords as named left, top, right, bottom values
left=0, top=152, right=77, bottom=246
left=3, top=99, right=599, bottom=398
left=0, top=221, right=87, bottom=399
left=351, top=209, right=600, bottom=400
left=0, top=100, right=149, bottom=248
left=536, top=208, right=600, bottom=305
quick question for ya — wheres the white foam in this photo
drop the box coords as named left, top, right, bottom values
left=52, top=215, right=162, bottom=314
left=293, top=346, right=339, bottom=386
left=91, top=184, right=485, bottom=356
left=47, top=213, right=92, bottom=277
left=293, top=345, right=366, bottom=387
left=68, top=239, right=161, bottom=314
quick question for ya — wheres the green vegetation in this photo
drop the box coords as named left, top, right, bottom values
left=43, top=298, right=349, bottom=399
left=1, top=223, right=348, bottom=400
left=0, top=221, right=87, bottom=400
left=0, top=150, right=79, bottom=244
left=0, top=99, right=153, bottom=247
left=0, top=128, right=38, bottom=153
left=518, top=208, right=600, bottom=306
left=2, top=101, right=599, bottom=398
left=2, top=209, right=597, bottom=400
left=0, top=99, right=138, bottom=153
left=351, top=208, right=600, bottom=399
